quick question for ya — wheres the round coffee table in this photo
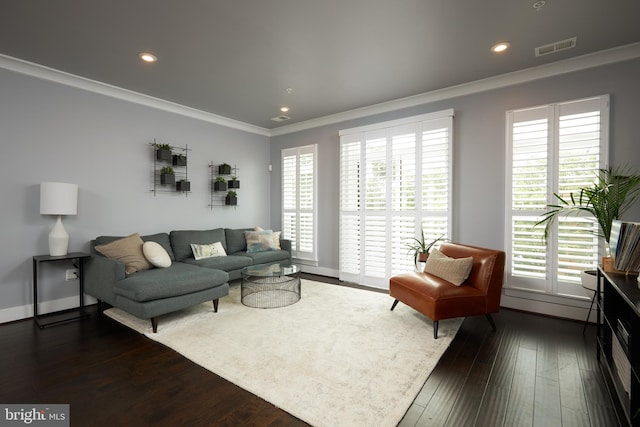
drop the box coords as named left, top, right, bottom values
left=240, top=262, right=301, bottom=308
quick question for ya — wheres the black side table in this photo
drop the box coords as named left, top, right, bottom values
left=32, top=252, right=91, bottom=328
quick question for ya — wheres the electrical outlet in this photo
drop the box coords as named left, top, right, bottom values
left=65, top=269, right=78, bottom=281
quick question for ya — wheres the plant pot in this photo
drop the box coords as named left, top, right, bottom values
left=225, top=196, right=237, bottom=206
left=172, top=154, right=187, bottom=166
left=417, top=252, right=428, bottom=263
left=580, top=270, right=598, bottom=293
left=161, top=173, right=175, bottom=185
left=156, top=148, right=172, bottom=162
left=214, top=181, right=227, bottom=191
left=176, top=181, right=190, bottom=192
left=228, top=180, right=240, bottom=189
left=218, top=164, right=232, bottom=175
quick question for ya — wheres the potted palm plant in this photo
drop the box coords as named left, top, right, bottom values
left=536, top=166, right=640, bottom=271
left=406, top=229, right=446, bottom=267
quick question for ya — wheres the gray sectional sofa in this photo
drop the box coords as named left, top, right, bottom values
left=85, top=228, right=291, bottom=332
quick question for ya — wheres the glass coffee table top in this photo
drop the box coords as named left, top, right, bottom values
left=241, top=262, right=300, bottom=278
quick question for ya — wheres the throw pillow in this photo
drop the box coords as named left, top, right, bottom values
left=254, top=226, right=282, bottom=250
left=190, top=242, right=227, bottom=260
left=95, top=233, right=152, bottom=275
left=142, top=241, right=172, bottom=268
left=424, top=248, right=474, bottom=286
left=245, top=229, right=279, bottom=253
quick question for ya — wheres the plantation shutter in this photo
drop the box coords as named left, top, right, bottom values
left=506, top=96, right=608, bottom=297
left=282, top=145, right=317, bottom=262
left=421, top=123, right=451, bottom=242
left=339, top=110, right=453, bottom=289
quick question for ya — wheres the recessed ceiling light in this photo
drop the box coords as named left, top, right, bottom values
left=280, top=106, right=290, bottom=113
left=491, top=42, right=511, bottom=53
left=138, top=52, right=157, bottom=63
left=533, top=0, right=546, bottom=11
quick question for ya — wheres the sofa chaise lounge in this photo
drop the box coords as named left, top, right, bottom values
left=85, top=227, right=291, bottom=332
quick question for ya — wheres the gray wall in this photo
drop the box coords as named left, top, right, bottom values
left=0, top=68, right=271, bottom=320
left=2, top=57, right=640, bottom=322
left=270, top=58, right=640, bottom=281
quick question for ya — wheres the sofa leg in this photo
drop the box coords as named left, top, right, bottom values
left=390, top=299, right=399, bottom=311
left=151, top=317, right=158, bottom=333
left=433, top=320, right=439, bottom=339
left=212, top=299, right=219, bottom=313
left=485, top=314, right=497, bottom=332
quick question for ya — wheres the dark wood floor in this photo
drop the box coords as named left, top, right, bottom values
left=0, top=275, right=621, bottom=427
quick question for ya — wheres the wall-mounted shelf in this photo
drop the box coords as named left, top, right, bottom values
left=150, top=140, right=191, bottom=196
left=209, top=161, right=239, bottom=209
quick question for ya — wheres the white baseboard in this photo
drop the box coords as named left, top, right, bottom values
left=0, top=295, right=97, bottom=324
left=299, top=265, right=339, bottom=279
left=500, top=291, right=596, bottom=323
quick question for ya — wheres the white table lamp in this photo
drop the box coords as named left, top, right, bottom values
left=40, top=182, right=78, bottom=256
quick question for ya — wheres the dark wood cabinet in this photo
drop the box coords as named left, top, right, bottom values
left=597, top=268, right=640, bottom=426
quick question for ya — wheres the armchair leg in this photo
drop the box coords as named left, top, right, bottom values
left=390, top=299, right=399, bottom=311
left=433, top=320, right=439, bottom=339
left=485, top=314, right=497, bottom=332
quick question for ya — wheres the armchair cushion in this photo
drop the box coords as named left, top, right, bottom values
left=424, top=248, right=473, bottom=286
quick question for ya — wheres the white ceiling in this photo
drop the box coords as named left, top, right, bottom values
left=2, top=0, right=640, bottom=130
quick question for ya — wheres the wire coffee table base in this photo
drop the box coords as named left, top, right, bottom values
left=241, top=264, right=301, bottom=308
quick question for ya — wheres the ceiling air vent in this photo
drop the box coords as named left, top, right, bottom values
left=271, top=115, right=291, bottom=122
left=535, top=37, right=577, bottom=57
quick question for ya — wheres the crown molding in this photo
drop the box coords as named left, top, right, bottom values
left=270, top=42, right=640, bottom=137
left=0, top=54, right=271, bottom=137
left=3, top=42, right=640, bottom=139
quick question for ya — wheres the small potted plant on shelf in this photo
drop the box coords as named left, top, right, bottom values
left=160, top=166, right=175, bottom=185
left=156, top=143, right=172, bottom=162
left=228, top=176, right=240, bottom=189
left=218, top=163, right=232, bottom=175
left=176, top=179, right=191, bottom=192
left=214, top=176, right=227, bottom=191
left=405, top=229, right=446, bottom=267
left=172, top=153, right=187, bottom=166
left=225, top=191, right=237, bottom=206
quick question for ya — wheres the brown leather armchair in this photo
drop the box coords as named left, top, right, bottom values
left=389, top=242, right=505, bottom=339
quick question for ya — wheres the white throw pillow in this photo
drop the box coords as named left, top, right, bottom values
left=142, top=241, right=172, bottom=268
left=424, top=248, right=474, bottom=286
left=190, top=242, right=227, bottom=260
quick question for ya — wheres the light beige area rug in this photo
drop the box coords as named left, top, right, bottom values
left=105, top=279, right=461, bottom=427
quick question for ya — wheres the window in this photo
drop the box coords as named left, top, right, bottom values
left=339, top=110, right=453, bottom=288
left=505, top=95, right=609, bottom=297
left=282, top=145, right=317, bottom=263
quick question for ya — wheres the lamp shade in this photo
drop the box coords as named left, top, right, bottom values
left=40, top=182, right=78, bottom=216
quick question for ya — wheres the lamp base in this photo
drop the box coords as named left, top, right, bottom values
left=49, top=216, right=69, bottom=256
